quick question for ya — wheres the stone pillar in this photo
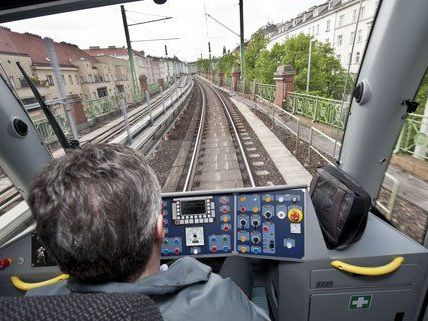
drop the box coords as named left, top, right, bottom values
left=273, top=65, right=296, bottom=108
left=219, top=72, right=225, bottom=87
left=158, top=78, right=165, bottom=90
left=231, top=70, right=241, bottom=92
left=139, top=75, right=148, bottom=92
left=66, top=95, right=87, bottom=125
left=211, top=71, right=215, bottom=83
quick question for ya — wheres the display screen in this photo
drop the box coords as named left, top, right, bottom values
left=181, top=200, right=206, bottom=215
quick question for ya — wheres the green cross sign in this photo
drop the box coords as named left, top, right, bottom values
left=349, top=295, right=372, bottom=310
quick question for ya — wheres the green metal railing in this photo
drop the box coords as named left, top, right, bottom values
left=225, top=77, right=232, bottom=88
left=149, top=83, right=160, bottom=96
left=286, top=92, right=346, bottom=129
left=237, top=80, right=244, bottom=93
left=83, top=96, right=118, bottom=120
left=395, top=113, right=428, bottom=159
left=34, top=115, right=70, bottom=142
left=256, top=83, right=276, bottom=102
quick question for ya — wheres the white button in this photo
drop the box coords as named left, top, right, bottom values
left=189, top=219, right=194, bottom=224
left=185, top=220, right=189, bottom=224
left=204, top=218, right=209, bottom=223
left=195, top=219, right=199, bottom=223
left=179, top=220, right=184, bottom=224
left=277, top=211, right=286, bottom=219
left=209, top=218, right=213, bottom=223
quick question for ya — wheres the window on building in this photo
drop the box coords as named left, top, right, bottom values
left=338, top=14, right=345, bottom=27
left=337, top=34, right=343, bottom=46
left=352, top=9, right=358, bottom=22
left=68, top=75, right=73, bottom=85
left=348, top=52, right=352, bottom=63
left=326, top=20, right=331, bottom=32
left=355, top=52, right=361, bottom=63
left=308, top=27, right=311, bottom=34
left=89, top=75, right=93, bottom=83
left=360, top=6, right=365, bottom=19
left=46, top=75, right=54, bottom=86
left=316, top=24, right=319, bottom=35
left=75, top=75, right=79, bottom=84
left=61, top=74, right=66, bottom=85
left=80, top=76, right=84, bottom=83
left=312, top=26, right=315, bottom=34
left=350, top=31, right=355, bottom=44
left=357, top=29, right=363, bottom=43
left=336, top=54, right=341, bottom=61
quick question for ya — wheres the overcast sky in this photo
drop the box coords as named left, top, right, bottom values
left=2, top=0, right=322, bottom=62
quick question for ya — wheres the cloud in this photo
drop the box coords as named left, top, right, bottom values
left=2, top=0, right=321, bottom=62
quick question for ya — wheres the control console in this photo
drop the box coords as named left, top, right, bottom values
left=161, top=185, right=306, bottom=261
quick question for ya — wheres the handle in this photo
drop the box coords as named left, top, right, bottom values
left=11, top=274, right=69, bottom=291
left=331, top=257, right=404, bottom=276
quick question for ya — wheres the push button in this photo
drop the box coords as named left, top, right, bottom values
left=288, top=208, right=303, bottom=223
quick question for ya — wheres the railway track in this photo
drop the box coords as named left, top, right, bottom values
left=178, top=78, right=255, bottom=191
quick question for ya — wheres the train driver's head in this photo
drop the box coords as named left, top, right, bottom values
left=29, top=144, right=164, bottom=283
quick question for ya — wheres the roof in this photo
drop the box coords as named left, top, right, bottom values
left=85, top=46, right=145, bottom=59
left=0, top=27, right=97, bottom=67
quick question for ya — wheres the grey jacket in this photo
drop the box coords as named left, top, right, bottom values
left=27, top=257, right=270, bottom=321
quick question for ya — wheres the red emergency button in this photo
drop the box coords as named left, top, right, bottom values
left=223, top=225, right=229, bottom=232
left=222, top=207, right=229, bottom=214
left=0, top=258, right=11, bottom=271
left=288, top=208, right=303, bottom=223
left=211, top=245, right=218, bottom=253
left=174, top=248, right=181, bottom=255
left=263, top=226, right=269, bottom=233
left=240, top=206, right=247, bottom=213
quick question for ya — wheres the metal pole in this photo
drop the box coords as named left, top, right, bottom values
left=306, top=39, right=313, bottom=93
left=160, top=85, right=166, bottom=113
left=119, top=98, right=132, bottom=144
left=145, top=90, right=153, bottom=125
left=44, top=38, right=78, bottom=141
left=239, top=0, right=245, bottom=80
left=121, top=5, right=139, bottom=97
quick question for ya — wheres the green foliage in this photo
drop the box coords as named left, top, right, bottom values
left=415, top=69, right=428, bottom=115
left=244, top=32, right=267, bottom=81
left=196, top=58, right=210, bottom=72
left=212, top=33, right=354, bottom=99
left=216, top=52, right=238, bottom=74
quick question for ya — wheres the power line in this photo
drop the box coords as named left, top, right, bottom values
left=132, top=37, right=180, bottom=42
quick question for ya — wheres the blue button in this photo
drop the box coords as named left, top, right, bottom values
left=211, top=236, right=217, bottom=242
left=253, top=248, right=259, bottom=254
left=174, top=239, right=180, bottom=244
left=163, top=248, right=170, bottom=254
left=223, top=246, right=229, bottom=251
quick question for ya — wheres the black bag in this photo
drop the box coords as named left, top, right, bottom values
left=309, top=165, right=371, bottom=250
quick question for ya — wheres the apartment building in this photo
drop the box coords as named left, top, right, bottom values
left=267, top=0, right=379, bottom=73
left=85, top=46, right=154, bottom=85
left=0, top=27, right=135, bottom=104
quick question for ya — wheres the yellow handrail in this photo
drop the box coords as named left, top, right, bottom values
left=11, top=274, right=69, bottom=291
left=331, top=257, right=404, bottom=276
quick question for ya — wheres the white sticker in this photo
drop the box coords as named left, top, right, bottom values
left=290, top=223, right=301, bottom=234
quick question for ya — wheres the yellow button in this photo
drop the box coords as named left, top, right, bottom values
left=288, top=208, right=303, bottom=223
left=223, top=216, right=229, bottom=223
left=265, top=196, right=272, bottom=203
left=252, top=207, right=259, bottom=213
left=240, top=247, right=247, bottom=254
left=240, top=196, right=247, bottom=202
left=240, top=236, right=247, bottom=243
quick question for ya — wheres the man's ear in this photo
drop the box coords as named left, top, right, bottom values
left=155, top=213, right=165, bottom=242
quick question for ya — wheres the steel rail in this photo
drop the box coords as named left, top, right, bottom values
left=182, top=81, right=206, bottom=192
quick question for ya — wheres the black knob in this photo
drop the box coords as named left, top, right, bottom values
left=264, top=211, right=272, bottom=219
left=252, top=220, right=259, bottom=227
left=240, top=219, right=247, bottom=226
left=252, top=236, right=260, bottom=244
left=12, top=118, right=28, bottom=137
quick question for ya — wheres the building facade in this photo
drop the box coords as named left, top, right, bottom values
left=267, top=0, right=379, bottom=73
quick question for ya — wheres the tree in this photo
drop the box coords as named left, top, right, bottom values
left=196, top=58, right=210, bottom=72
left=216, top=52, right=239, bottom=75
left=244, top=32, right=267, bottom=81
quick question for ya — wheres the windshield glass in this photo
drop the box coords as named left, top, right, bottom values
left=9, top=1, right=428, bottom=248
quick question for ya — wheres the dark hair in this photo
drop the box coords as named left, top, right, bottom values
left=28, top=144, right=161, bottom=283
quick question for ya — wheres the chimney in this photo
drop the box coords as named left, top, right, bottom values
left=108, top=45, right=116, bottom=49
left=89, top=46, right=100, bottom=49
